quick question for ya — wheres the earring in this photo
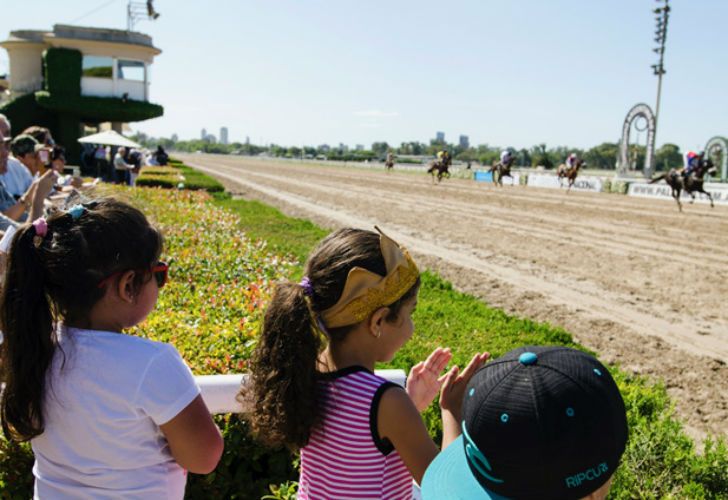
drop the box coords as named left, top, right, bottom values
left=375, top=329, right=382, bottom=339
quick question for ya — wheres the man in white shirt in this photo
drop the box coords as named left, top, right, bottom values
left=114, top=147, right=133, bottom=185
left=0, top=114, right=33, bottom=197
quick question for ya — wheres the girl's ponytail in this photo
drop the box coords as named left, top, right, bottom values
left=247, top=281, right=321, bottom=449
left=1, top=224, right=56, bottom=441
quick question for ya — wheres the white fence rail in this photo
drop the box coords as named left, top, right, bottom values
left=196, top=369, right=407, bottom=414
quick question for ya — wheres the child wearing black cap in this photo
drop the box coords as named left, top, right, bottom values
left=422, top=346, right=628, bottom=500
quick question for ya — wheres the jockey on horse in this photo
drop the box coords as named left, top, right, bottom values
left=650, top=151, right=716, bottom=211
left=489, top=149, right=515, bottom=186
left=385, top=150, right=395, bottom=171
left=428, top=148, right=452, bottom=183
left=556, top=153, right=584, bottom=192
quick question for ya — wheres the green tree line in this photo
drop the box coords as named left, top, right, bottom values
left=131, top=133, right=685, bottom=171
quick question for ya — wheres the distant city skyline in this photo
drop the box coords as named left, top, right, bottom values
left=2, top=1, right=727, bottom=154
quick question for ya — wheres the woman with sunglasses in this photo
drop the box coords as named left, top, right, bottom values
left=0, top=198, right=223, bottom=499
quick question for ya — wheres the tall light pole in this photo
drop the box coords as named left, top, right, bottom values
left=652, top=0, right=670, bottom=151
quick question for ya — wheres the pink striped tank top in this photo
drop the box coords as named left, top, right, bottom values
left=298, top=366, right=413, bottom=500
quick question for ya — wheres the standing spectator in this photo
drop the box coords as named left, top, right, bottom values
left=127, top=148, right=143, bottom=187
left=94, top=145, right=109, bottom=181
left=113, top=147, right=132, bottom=185
left=155, top=145, right=169, bottom=166
left=0, top=115, right=33, bottom=198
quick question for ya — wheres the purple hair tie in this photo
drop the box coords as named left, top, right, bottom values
left=299, top=276, right=314, bottom=297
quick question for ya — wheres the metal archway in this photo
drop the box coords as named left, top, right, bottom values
left=617, top=103, right=656, bottom=178
left=704, top=136, right=728, bottom=181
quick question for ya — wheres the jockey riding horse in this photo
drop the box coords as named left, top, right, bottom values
left=556, top=156, right=585, bottom=192
left=489, top=155, right=515, bottom=187
left=649, top=155, right=716, bottom=212
left=427, top=149, right=452, bottom=184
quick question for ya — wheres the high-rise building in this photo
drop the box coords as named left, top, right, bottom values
left=171, top=133, right=178, bottom=142
left=220, top=127, right=228, bottom=145
left=459, top=135, right=470, bottom=149
left=436, top=131, right=445, bottom=142
left=355, top=144, right=364, bottom=151
left=201, top=128, right=206, bottom=140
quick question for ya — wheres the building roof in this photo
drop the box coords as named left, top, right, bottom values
left=3, top=24, right=160, bottom=53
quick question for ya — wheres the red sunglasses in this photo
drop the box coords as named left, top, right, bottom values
left=97, top=261, right=169, bottom=289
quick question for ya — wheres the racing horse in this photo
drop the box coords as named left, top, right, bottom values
left=385, top=154, right=395, bottom=172
left=556, top=158, right=586, bottom=192
left=427, top=159, right=451, bottom=184
left=649, top=158, right=716, bottom=212
left=488, top=158, right=515, bottom=186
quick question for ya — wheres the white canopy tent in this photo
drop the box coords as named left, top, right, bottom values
left=77, top=130, right=142, bottom=149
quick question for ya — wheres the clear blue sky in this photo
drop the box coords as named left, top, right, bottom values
left=1, top=0, right=726, bottom=152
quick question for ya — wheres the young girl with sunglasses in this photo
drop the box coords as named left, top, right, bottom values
left=247, top=227, right=488, bottom=499
left=0, top=198, right=223, bottom=498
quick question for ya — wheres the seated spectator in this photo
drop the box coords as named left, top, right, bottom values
left=421, top=346, right=628, bottom=500
left=0, top=115, right=33, bottom=198
left=10, top=134, right=42, bottom=179
left=0, top=130, right=55, bottom=229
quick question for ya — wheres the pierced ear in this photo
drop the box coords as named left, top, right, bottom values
left=368, top=307, right=390, bottom=337
left=116, top=270, right=137, bottom=303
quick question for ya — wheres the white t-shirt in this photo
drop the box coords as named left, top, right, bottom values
left=0, top=156, right=33, bottom=197
left=32, top=326, right=200, bottom=499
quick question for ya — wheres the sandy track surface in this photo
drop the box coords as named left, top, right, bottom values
left=180, top=154, right=727, bottom=440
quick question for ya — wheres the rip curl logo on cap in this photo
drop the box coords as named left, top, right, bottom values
left=462, top=421, right=504, bottom=485
left=565, top=462, right=608, bottom=488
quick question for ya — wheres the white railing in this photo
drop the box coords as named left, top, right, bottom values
left=196, top=370, right=406, bottom=414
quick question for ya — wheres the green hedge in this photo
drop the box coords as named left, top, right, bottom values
left=44, top=48, right=82, bottom=97
left=136, top=162, right=224, bottom=192
left=0, top=92, right=54, bottom=139
left=141, top=167, right=182, bottom=176
left=35, top=92, right=164, bottom=123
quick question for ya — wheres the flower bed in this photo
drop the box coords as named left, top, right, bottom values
left=136, top=160, right=224, bottom=192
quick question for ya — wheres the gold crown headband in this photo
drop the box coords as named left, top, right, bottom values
left=320, top=228, right=420, bottom=328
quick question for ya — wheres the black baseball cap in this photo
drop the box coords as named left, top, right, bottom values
left=422, top=346, right=628, bottom=500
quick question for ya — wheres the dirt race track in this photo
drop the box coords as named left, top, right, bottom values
left=180, top=154, right=728, bottom=441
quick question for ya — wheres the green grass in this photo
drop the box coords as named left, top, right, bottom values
left=213, top=194, right=327, bottom=268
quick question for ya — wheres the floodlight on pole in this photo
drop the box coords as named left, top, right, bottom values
left=652, top=0, right=669, bottom=159
left=127, top=0, right=160, bottom=31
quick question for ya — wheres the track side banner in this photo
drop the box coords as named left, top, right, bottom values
left=628, top=182, right=728, bottom=205
left=527, top=174, right=603, bottom=192
left=474, top=171, right=520, bottom=185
